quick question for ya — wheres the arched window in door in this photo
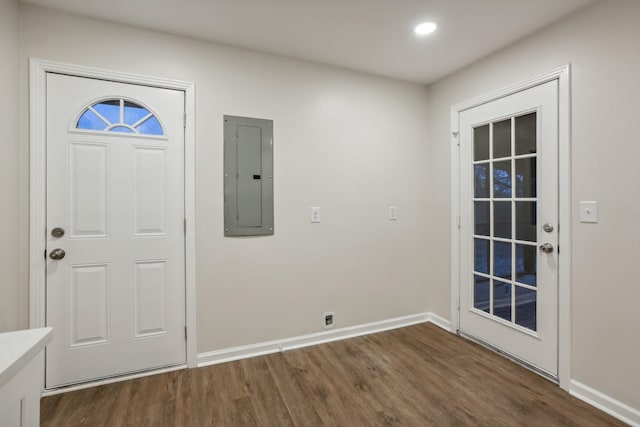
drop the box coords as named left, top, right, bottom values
left=76, top=98, right=164, bottom=136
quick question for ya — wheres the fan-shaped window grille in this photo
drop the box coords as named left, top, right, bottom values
left=76, top=99, right=164, bottom=136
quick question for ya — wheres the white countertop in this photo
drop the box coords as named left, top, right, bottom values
left=0, top=327, right=53, bottom=388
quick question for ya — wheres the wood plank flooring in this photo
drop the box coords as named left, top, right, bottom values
left=41, top=323, right=626, bottom=426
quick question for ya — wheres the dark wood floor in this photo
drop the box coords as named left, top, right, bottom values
left=41, top=323, right=625, bottom=426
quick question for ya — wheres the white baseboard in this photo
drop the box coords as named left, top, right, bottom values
left=570, top=380, right=640, bottom=426
left=425, top=312, right=452, bottom=331
left=197, top=312, right=445, bottom=367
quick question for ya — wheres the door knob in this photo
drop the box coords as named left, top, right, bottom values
left=539, top=243, right=554, bottom=253
left=49, top=248, right=66, bottom=260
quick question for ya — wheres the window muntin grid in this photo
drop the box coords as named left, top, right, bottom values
left=76, top=99, right=164, bottom=136
left=472, top=112, right=538, bottom=332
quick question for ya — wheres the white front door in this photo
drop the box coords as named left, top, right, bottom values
left=458, top=80, right=559, bottom=378
left=45, top=73, right=186, bottom=388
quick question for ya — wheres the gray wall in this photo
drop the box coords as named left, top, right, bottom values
left=15, top=5, right=431, bottom=351
left=426, top=0, right=640, bottom=411
left=0, top=0, right=25, bottom=332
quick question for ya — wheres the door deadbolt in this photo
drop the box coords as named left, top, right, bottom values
left=542, top=223, right=554, bottom=233
left=49, top=248, right=66, bottom=260
left=51, top=227, right=65, bottom=238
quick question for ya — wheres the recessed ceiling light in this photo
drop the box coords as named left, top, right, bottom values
left=414, top=22, right=437, bottom=36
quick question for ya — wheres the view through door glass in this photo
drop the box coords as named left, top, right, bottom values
left=473, top=113, right=538, bottom=331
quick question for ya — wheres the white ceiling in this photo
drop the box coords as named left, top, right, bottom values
left=22, top=0, right=594, bottom=84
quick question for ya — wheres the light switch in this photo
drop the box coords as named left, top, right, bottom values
left=389, top=206, right=397, bottom=220
left=310, top=207, right=320, bottom=223
left=579, top=201, right=598, bottom=223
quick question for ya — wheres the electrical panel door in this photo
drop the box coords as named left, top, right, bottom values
left=224, top=115, right=274, bottom=236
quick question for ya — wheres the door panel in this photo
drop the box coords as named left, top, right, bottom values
left=45, top=73, right=186, bottom=388
left=459, top=80, right=558, bottom=377
left=133, top=146, right=168, bottom=235
left=133, top=261, right=168, bottom=337
left=69, top=143, right=109, bottom=237
left=237, top=125, right=263, bottom=228
left=69, top=264, right=109, bottom=346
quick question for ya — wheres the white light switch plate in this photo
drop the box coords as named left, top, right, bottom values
left=310, top=207, right=320, bottom=223
left=389, top=206, right=397, bottom=220
left=579, top=201, right=598, bottom=223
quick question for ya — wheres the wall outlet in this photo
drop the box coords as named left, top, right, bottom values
left=323, top=311, right=335, bottom=329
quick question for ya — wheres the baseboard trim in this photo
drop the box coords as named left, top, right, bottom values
left=425, top=312, right=452, bottom=332
left=197, top=312, right=443, bottom=367
left=570, top=380, right=640, bottom=426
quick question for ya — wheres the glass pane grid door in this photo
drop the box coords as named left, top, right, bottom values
left=472, top=112, right=538, bottom=332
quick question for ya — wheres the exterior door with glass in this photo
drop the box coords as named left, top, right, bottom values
left=45, top=73, right=186, bottom=388
left=458, top=80, right=559, bottom=378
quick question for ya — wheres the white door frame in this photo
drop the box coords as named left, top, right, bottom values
left=29, top=58, right=198, bottom=371
left=450, top=65, right=571, bottom=390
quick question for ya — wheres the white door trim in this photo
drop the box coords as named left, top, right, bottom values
left=29, top=58, right=198, bottom=369
left=450, top=65, right=571, bottom=390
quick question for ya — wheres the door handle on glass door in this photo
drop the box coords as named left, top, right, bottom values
left=49, top=248, right=66, bottom=260
left=539, top=243, right=554, bottom=253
